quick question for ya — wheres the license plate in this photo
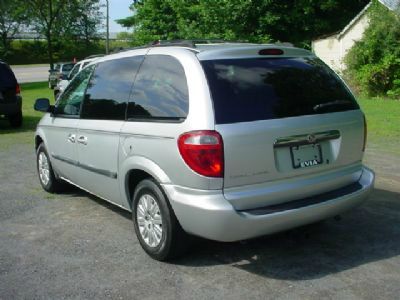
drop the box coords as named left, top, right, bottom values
left=290, top=144, right=323, bottom=169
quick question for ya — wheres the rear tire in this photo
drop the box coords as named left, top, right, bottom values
left=36, top=143, right=63, bottom=193
left=132, top=179, right=188, bottom=261
left=9, top=111, right=22, bottom=128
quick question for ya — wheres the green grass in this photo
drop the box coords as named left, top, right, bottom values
left=0, top=82, right=53, bottom=149
left=358, top=97, right=400, bottom=155
left=11, top=64, right=50, bottom=68
left=1, top=83, right=399, bottom=155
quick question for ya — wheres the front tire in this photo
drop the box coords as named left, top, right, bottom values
left=132, top=179, right=188, bottom=261
left=36, top=143, right=63, bottom=193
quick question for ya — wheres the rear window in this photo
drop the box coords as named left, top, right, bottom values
left=0, top=62, right=17, bottom=91
left=201, top=57, right=359, bottom=124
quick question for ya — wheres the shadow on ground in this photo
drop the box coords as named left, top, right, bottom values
left=0, top=115, right=41, bottom=133
left=60, top=185, right=400, bottom=280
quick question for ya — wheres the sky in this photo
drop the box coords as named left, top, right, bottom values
left=105, top=0, right=133, bottom=32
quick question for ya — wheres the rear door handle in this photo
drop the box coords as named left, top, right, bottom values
left=67, top=134, right=76, bottom=143
left=77, top=135, right=88, bottom=145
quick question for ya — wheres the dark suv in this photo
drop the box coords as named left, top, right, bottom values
left=0, top=60, right=22, bottom=127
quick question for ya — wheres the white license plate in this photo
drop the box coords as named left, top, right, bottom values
left=290, top=144, right=323, bottom=169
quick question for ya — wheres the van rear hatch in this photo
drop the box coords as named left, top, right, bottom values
left=200, top=54, right=365, bottom=210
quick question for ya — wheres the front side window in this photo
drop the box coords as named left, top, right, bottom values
left=81, top=56, right=144, bottom=120
left=55, top=65, right=94, bottom=116
left=127, top=55, right=189, bottom=121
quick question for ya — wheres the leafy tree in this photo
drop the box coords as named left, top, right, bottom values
left=117, top=0, right=369, bottom=47
left=345, top=0, right=400, bottom=98
left=26, top=0, right=70, bottom=68
left=0, top=0, right=29, bottom=56
left=65, top=0, right=104, bottom=46
left=26, top=0, right=103, bottom=68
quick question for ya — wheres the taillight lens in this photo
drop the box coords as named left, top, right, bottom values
left=178, top=130, right=224, bottom=177
left=16, top=83, right=21, bottom=95
left=362, top=114, right=367, bottom=152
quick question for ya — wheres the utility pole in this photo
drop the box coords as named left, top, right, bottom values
left=106, top=0, right=110, bottom=54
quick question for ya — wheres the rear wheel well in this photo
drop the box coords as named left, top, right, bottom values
left=127, top=169, right=152, bottom=208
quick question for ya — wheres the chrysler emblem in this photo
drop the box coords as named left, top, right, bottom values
left=307, top=134, right=317, bottom=143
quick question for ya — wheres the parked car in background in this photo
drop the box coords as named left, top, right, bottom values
left=34, top=41, right=374, bottom=261
left=48, top=62, right=75, bottom=89
left=0, top=60, right=22, bottom=127
left=54, top=56, right=103, bottom=99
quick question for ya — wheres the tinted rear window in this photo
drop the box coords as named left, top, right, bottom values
left=201, top=57, right=359, bottom=124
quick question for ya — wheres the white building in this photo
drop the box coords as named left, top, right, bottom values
left=312, top=2, right=371, bottom=73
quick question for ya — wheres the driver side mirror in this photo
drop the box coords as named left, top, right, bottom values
left=34, top=98, right=54, bottom=113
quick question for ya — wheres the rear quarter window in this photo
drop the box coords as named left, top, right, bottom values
left=201, top=57, right=359, bottom=124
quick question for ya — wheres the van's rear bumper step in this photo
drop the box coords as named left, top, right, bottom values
left=164, top=166, right=374, bottom=242
left=240, top=181, right=362, bottom=216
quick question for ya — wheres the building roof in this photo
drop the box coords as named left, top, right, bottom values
left=337, top=2, right=372, bottom=38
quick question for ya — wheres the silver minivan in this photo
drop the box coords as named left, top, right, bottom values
left=34, top=41, right=374, bottom=260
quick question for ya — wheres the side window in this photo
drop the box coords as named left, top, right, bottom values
left=55, top=65, right=94, bottom=116
left=81, top=56, right=144, bottom=120
left=127, top=55, right=189, bottom=121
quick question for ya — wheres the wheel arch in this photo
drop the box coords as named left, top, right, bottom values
left=121, top=156, right=172, bottom=210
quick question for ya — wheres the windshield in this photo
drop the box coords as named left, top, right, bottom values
left=201, top=57, right=359, bottom=124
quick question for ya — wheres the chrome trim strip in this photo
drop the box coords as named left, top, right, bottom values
left=274, top=130, right=340, bottom=148
left=119, top=133, right=174, bottom=140
left=52, top=154, right=117, bottom=179
left=52, top=154, right=77, bottom=166
left=39, top=125, right=77, bottom=130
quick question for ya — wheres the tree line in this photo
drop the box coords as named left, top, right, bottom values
left=0, top=0, right=103, bottom=67
left=117, top=0, right=369, bottom=48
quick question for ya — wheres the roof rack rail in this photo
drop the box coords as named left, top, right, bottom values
left=84, top=54, right=105, bottom=59
left=106, top=39, right=261, bottom=55
left=148, top=39, right=248, bottom=48
left=111, top=45, right=149, bottom=54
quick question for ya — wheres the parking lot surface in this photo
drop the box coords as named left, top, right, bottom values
left=0, top=141, right=399, bottom=299
left=11, top=65, right=49, bottom=83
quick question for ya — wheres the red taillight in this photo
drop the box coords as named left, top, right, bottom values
left=16, top=83, right=21, bottom=95
left=362, top=114, right=367, bottom=152
left=178, top=130, right=224, bottom=177
left=259, top=48, right=284, bottom=55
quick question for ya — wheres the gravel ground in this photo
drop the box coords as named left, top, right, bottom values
left=0, top=142, right=399, bottom=300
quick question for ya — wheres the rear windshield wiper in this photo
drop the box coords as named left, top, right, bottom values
left=313, top=100, right=353, bottom=112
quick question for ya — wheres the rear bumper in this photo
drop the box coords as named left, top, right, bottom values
left=0, top=96, right=22, bottom=116
left=164, top=166, right=374, bottom=242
